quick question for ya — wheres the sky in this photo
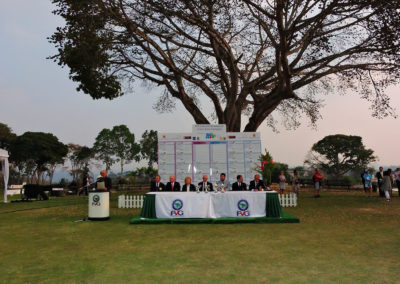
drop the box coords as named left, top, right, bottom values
left=0, top=1, right=399, bottom=175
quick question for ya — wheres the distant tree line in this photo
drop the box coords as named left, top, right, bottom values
left=0, top=122, right=158, bottom=185
left=1, top=122, right=378, bottom=186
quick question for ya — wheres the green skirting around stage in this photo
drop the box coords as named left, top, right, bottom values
left=130, top=210, right=299, bottom=224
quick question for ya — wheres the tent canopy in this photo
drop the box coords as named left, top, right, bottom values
left=0, top=148, right=9, bottom=160
left=0, top=148, right=9, bottom=203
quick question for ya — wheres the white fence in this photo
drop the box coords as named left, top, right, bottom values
left=278, top=193, right=298, bottom=207
left=118, top=193, right=297, bottom=209
left=118, top=195, right=144, bottom=209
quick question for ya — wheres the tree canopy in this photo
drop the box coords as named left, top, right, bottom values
left=50, top=0, right=400, bottom=131
left=304, top=134, right=376, bottom=178
left=140, top=130, right=158, bottom=168
left=93, top=128, right=116, bottom=171
left=0, top=123, right=16, bottom=150
left=67, top=143, right=95, bottom=182
left=111, top=125, right=141, bottom=176
left=93, top=125, right=140, bottom=175
left=10, top=132, right=68, bottom=184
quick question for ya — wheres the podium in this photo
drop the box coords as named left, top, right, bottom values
left=88, top=190, right=110, bottom=220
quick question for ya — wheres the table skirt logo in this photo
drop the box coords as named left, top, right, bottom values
left=171, top=199, right=184, bottom=216
left=237, top=199, right=250, bottom=216
left=92, top=194, right=101, bottom=206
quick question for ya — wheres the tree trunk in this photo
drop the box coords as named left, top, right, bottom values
left=36, top=170, right=42, bottom=185
left=49, top=171, right=54, bottom=184
left=244, top=92, right=284, bottom=131
left=120, top=159, right=124, bottom=177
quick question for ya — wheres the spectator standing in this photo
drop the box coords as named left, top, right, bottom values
left=394, top=168, right=400, bottom=197
left=375, top=167, right=385, bottom=197
left=360, top=171, right=365, bottom=187
left=279, top=171, right=286, bottom=195
left=362, top=169, right=372, bottom=197
left=291, top=170, right=300, bottom=197
left=313, top=169, right=323, bottom=198
left=81, top=173, right=91, bottom=196
left=382, top=169, right=393, bottom=202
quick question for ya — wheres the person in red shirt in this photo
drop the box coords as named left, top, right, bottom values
left=312, top=168, right=323, bottom=198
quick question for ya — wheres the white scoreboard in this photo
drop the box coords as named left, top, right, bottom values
left=158, top=125, right=262, bottom=184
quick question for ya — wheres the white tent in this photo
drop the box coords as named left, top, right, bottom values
left=0, top=149, right=9, bottom=203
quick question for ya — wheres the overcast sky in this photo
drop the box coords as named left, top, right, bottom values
left=1, top=1, right=399, bottom=174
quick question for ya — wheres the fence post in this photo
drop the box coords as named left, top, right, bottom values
left=118, top=195, right=124, bottom=208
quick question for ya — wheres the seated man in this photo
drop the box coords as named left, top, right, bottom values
left=165, top=175, right=181, bottom=192
left=182, top=176, right=196, bottom=192
left=95, top=170, right=112, bottom=191
left=216, top=173, right=230, bottom=191
left=249, top=174, right=265, bottom=191
left=232, top=175, right=247, bottom=191
left=150, top=175, right=166, bottom=191
left=198, top=174, right=213, bottom=191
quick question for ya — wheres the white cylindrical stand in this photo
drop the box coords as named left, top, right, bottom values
left=88, top=190, right=110, bottom=220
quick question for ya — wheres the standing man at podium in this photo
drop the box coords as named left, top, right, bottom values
left=198, top=174, right=213, bottom=191
left=151, top=175, right=165, bottom=191
left=96, top=170, right=112, bottom=191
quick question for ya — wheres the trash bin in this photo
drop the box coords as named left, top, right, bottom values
left=88, top=190, right=110, bottom=220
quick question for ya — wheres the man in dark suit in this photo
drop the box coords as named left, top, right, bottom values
left=375, top=167, right=385, bottom=197
left=150, top=175, right=166, bottom=191
left=198, top=174, right=213, bottom=191
left=96, top=170, right=112, bottom=191
left=165, top=175, right=181, bottom=192
left=182, top=176, right=196, bottom=192
left=232, top=175, right=247, bottom=191
left=249, top=174, right=265, bottom=191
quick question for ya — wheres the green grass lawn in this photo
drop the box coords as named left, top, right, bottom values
left=0, top=191, right=399, bottom=283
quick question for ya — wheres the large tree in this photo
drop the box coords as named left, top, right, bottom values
left=93, top=125, right=140, bottom=175
left=111, top=125, right=141, bottom=176
left=50, top=0, right=400, bottom=131
left=10, top=132, right=68, bottom=184
left=93, top=129, right=116, bottom=171
left=304, top=134, right=376, bottom=178
left=0, top=123, right=16, bottom=150
left=67, top=143, right=95, bottom=182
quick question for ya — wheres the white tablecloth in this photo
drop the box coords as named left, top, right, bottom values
left=150, top=191, right=276, bottom=218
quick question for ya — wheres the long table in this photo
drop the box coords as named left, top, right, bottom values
left=140, top=191, right=282, bottom=219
